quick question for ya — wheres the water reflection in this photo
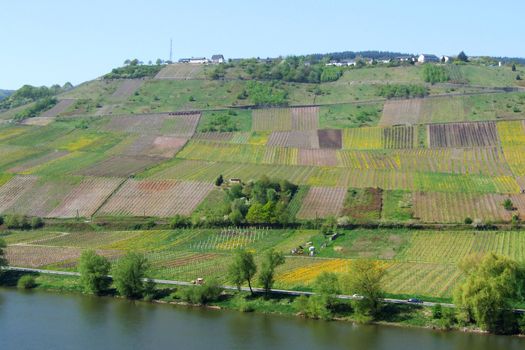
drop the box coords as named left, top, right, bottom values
left=1, top=288, right=525, bottom=350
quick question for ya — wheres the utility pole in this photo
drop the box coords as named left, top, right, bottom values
left=169, top=38, right=173, bottom=62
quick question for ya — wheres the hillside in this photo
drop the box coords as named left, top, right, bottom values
left=2, top=59, right=525, bottom=302
left=0, top=89, right=14, bottom=101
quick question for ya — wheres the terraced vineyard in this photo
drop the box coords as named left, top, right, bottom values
left=99, top=179, right=214, bottom=217
left=0, top=175, right=38, bottom=213
left=412, top=192, right=525, bottom=223
left=428, top=121, right=499, bottom=148
left=3, top=61, right=525, bottom=300
left=252, top=108, right=292, bottom=131
left=296, top=187, right=347, bottom=219
left=154, top=63, right=206, bottom=80
left=103, top=113, right=201, bottom=137
left=48, top=177, right=124, bottom=218
left=3, top=226, right=525, bottom=298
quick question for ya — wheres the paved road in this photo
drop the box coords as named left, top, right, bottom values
left=2, top=266, right=447, bottom=307
left=5, top=266, right=523, bottom=313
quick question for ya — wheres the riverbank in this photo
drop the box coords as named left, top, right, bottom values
left=0, top=270, right=492, bottom=335
left=3, top=288, right=524, bottom=350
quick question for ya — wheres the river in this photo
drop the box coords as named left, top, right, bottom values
left=1, top=288, right=524, bottom=350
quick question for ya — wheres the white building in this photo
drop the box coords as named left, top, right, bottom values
left=441, top=55, right=450, bottom=63
left=211, top=54, right=225, bottom=64
left=418, top=54, right=440, bottom=63
left=189, top=57, right=209, bottom=64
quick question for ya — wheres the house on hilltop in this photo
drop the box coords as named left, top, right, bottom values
left=211, top=54, right=225, bottom=64
left=396, top=55, right=415, bottom=62
left=417, top=54, right=440, bottom=63
left=189, top=57, right=208, bottom=64
left=178, top=57, right=209, bottom=64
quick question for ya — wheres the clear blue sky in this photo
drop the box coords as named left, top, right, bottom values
left=2, top=0, right=524, bottom=89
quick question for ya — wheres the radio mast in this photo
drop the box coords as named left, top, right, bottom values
left=169, top=38, right=173, bottom=62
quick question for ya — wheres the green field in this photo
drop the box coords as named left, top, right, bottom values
left=4, top=227, right=525, bottom=298
left=319, top=103, right=383, bottom=128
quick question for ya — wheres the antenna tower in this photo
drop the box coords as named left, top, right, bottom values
left=169, top=38, right=173, bottom=62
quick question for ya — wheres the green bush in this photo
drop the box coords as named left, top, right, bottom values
left=17, top=275, right=37, bottom=289
left=438, top=308, right=457, bottom=330
left=169, top=215, right=191, bottom=228
left=293, top=295, right=332, bottom=320
left=5, top=215, right=30, bottom=230
left=201, top=113, right=241, bottom=132
left=432, top=303, right=443, bottom=319
left=14, top=97, right=58, bottom=121
left=246, top=81, right=288, bottom=106
left=503, top=198, right=514, bottom=211
left=422, top=64, right=449, bottom=84
left=104, top=64, right=163, bottom=79
left=180, top=279, right=223, bottom=305
left=143, top=279, right=157, bottom=301
left=377, top=84, right=428, bottom=99
left=31, top=217, right=44, bottom=229
left=234, top=295, right=256, bottom=312
left=144, top=219, right=156, bottom=229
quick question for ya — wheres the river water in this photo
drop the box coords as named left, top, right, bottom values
left=1, top=288, right=524, bottom=350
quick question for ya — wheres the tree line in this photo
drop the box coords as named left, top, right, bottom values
left=0, top=83, right=72, bottom=111
left=208, top=56, right=343, bottom=84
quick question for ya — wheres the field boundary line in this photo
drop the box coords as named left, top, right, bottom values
left=90, top=177, right=129, bottom=218
left=10, top=232, right=71, bottom=246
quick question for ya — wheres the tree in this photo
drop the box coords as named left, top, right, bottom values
left=229, top=209, right=244, bottom=225
left=314, top=271, right=340, bottom=296
left=180, top=278, right=223, bottom=305
left=245, top=202, right=270, bottom=224
left=215, top=174, right=224, bottom=187
left=512, top=64, right=517, bottom=72
left=5, top=215, right=20, bottom=229
left=503, top=198, right=515, bottom=211
left=228, top=250, right=257, bottom=294
left=422, top=64, right=450, bottom=84
left=156, top=58, right=163, bottom=65
left=454, top=253, right=524, bottom=334
left=517, top=75, right=522, bottom=81
left=112, top=252, right=149, bottom=299
left=17, top=275, right=36, bottom=289
left=341, top=260, right=386, bottom=317
left=124, top=59, right=131, bottom=65
left=169, top=214, right=191, bottom=228
left=79, top=250, right=111, bottom=295
left=31, top=217, right=44, bottom=229
left=314, top=271, right=341, bottom=311
left=457, top=51, right=469, bottom=62
left=293, top=272, right=341, bottom=320
left=293, top=294, right=332, bottom=320
left=258, top=249, right=285, bottom=295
